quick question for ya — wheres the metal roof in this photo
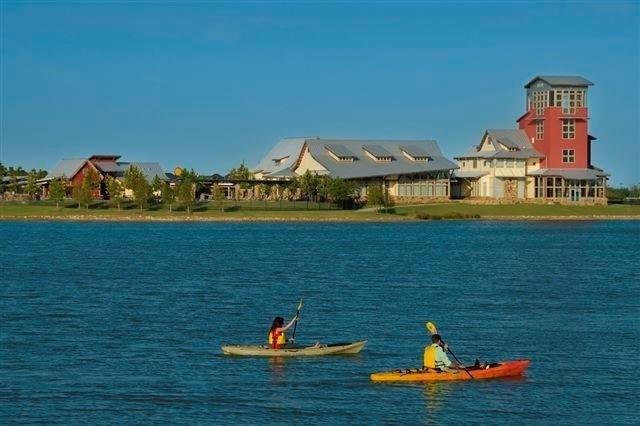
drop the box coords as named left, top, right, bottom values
left=524, top=76, right=594, bottom=88
left=528, top=168, right=608, bottom=179
left=119, top=162, right=167, bottom=182
left=362, top=145, right=393, bottom=158
left=254, top=138, right=457, bottom=180
left=92, top=161, right=121, bottom=173
left=325, top=144, right=357, bottom=158
left=307, top=138, right=457, bottom=179
left=456, top=129, right=544, bottom=160
left=254, top=137, right=308, bottom=176
left=46, top=158, right=88, bottom=179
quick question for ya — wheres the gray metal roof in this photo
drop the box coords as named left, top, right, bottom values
left=93, top=160, right=121, bottom=173
left=307, top=138, right=456, bottom=179
left=325, top=144, right=357, bottom=158
left=46, top=158, right=88, bottom=179
left=362, top=145, right=393, bottom=158
left=528, top=168, right=609, bottom=180
left=524, top=76, right=594, bottom=88
left=254, top=137, right=308, bottom=176
left=456, top=129, right=544, bottom=160
left=255, top=137, right=457, bottom=180
left=119, top=162, right=167, bottom=182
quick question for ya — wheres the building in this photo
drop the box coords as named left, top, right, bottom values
left=42, top=154, right=167, bottom=199
left=254, top=137, right=458, bottom=202
left=454, top=76, right=608, bottom=203
left=452, top=129, right=544, bottom=199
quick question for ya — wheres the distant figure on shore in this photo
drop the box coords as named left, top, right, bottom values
left=423, top=334, right=462, bottom=371
left=268, top=315, right=298, bottom=349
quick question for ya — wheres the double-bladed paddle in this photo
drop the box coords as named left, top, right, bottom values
left=291, top=299, right=304, bottom=341
left=426, top=321, right=474, bottom=379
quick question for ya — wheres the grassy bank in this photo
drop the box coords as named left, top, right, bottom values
left=1, top=200, right=639, bottom=221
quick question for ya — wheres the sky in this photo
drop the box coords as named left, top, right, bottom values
left=1, top=1, right=638, bottom=186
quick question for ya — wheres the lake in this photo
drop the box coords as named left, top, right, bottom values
left=1, top=221, right=638, bottom=424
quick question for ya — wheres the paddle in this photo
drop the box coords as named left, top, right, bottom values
left=291, top=299, right=304, bottom=341
left=426, top=321, right=474, bottom=379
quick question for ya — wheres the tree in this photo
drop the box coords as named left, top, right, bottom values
left=84, top=168, right=101, bottom=198
left=73, top=181, right=92, bottom=209
left=161, top=181, right=175, bottom=212
left=329, top=177, right=357, bottom=209
left=49, top=178, right=66, bottom=209
left=151, top=175, right=164, bottom=204
left=228, top=162, right=254, bottom=199
left=124, top=165, right=151, bottom=212
left=106, top=176, right=124, bottom=210
left=212, top=183, right=225, bottom=212
left=176, top=169, right=196, bottom=214
left=287, top=177, right=299, bottom=201
left=367, top=183, right=385, bottom=212
left=299, top=170, right=318, bottom=201
left=24, top=172, right=39, bottom=200
left=367, top=182, right=394, bottom=212
left=317, top=175, right=331, bottom=203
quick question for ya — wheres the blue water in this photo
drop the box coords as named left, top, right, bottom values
left=1, top=221, right=639, bottom=424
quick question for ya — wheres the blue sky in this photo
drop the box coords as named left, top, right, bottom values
left=1, top=1, right=638, bottom=186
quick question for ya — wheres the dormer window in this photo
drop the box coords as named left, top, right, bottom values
left=399, top=145, right=430, bottom=162
left=362, top=145, right=393, bottom=162
left=273, top=155, right=290, bottom=166
left=325, top=144, right=357, bottom=162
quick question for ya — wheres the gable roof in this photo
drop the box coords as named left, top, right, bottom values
left=256, top=137, right=457, bottom=180
left=254, top=137, right=309, bottom=176
left=456, top=129, right=544, bottom=160
left=524, top=76, right=593, bottom=88
left=46, top=158, right=90, bottom=180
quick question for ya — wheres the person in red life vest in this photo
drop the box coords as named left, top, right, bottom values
left=267, top=315, right=298, bottom=349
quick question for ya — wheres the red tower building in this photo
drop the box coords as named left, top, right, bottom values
left=517, top=76, right=607, bottom=202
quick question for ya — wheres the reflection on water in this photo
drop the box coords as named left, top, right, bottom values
left=423, top=382, right=454, bottom=413
left=268, top=357, right=286, bottom=382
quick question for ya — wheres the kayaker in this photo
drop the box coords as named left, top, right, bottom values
left=268, top=315, right=298, bottom=349
left=423, top=334, right=463, bottom=371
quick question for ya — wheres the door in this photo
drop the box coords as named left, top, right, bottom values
left=570, top=188, right=580, bottom=202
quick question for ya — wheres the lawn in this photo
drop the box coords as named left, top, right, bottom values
left=1, top=200, right=638, bottom=221
left=393, top=202, right=640, bottom=218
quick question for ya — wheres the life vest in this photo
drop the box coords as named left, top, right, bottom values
left=423, top=343, right=440, bottom=369
left=268, top=329, right=287, bottom=349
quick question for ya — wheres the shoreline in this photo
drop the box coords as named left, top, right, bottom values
left=1, top=214, right=639, bottom=222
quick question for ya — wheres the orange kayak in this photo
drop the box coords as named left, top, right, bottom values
left=370, top=359, right=530, bottom=382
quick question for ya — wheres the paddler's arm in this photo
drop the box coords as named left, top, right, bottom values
left=277, top=315, right=299, bottom=333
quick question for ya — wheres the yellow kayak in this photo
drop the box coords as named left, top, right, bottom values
left=221, top=341, right=366, bottom=357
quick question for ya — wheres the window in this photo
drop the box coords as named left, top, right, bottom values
left=562, top=149, right=575, bottom=163
left=505, top=159, right=514, bottom=168
left=555, top=90, right=585, bottom=114
left=562, top=119, right=575, bottom=139
left=496, top=159, right=505, bottom=168
left=462, top=161, right=466, bottom=168
left=532, top=91, right=549, bottom=115
left=472, top=159, right=477, bottom=169
left=536, top=120, right=544, bottom=140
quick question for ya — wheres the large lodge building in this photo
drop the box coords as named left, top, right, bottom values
left=254, top=75, right=609, bottom=204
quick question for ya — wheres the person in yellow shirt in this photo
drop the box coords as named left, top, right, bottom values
left=423, top=334, right=464, bottom=371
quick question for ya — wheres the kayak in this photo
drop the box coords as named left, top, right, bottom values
left=370, top=359, right=530, bottom=382
left=221, top=340, right=367, bottom=357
